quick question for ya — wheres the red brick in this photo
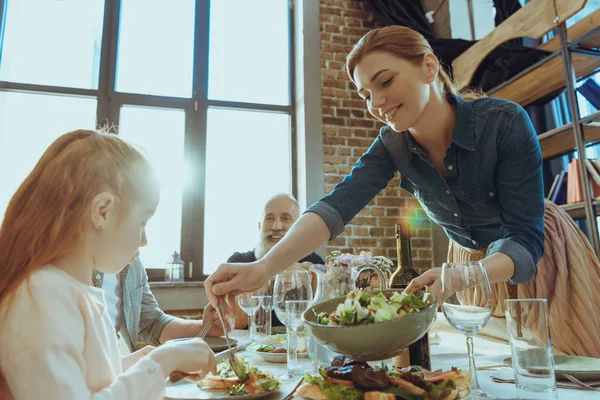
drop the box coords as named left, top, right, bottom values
left=329, top=61, right=344, bottom=70
left=324, top=24, right=341, bottom=33
left=321, top=6, right=342, bottom=16
left=337, top=147, right=351, bottom=156
left=347, top=138, right=372, bottom=147
left=323, top=126, right=337, bottom=136
left=323, top=79, right=346, bottom=89
left=323, top=147, right=336, bottom=156
left=323, top=98, right=340, bottom=107
left=347, top=118, right=375, bottom=128
left=322, top=106, right=334, bottom=116
left=324, top=155, right=347, bottom=165
left=330, top=237, right=347, bottom=247
left=338, top=128, right=353, bottom=137
left=322, top=42, right=350, bottom=54
left=350, top=109, right=365, bottom=118
left=386, top=208, right=400, bottom=217
left=333, top=89, right=350, bottom=99
left=339, top=165, right=353, bottom=175
left=414, top=260, right=432, bottom=270
left=325, top=175, right=343, bottom=184
left=323, top=136, right=346, bottom=145
left=377, top=197, right=403, bottom=207
left=342, top=99, right=365, bottom=108
left=322, top=69, right=338, bottom=80
left=332, top=16, right=346, bottom=25
left=320, top=14, right=332, bottom=23
left=348, top=238, right=378, bottom=248
left=381, top=238, right=396, bottom=248
left=323, top=116, right=345, bottom=126
left=349, top=217, right=377, bottom=226
left=331, top=35, right=350, bottom=45
left=353, top=227, right=369, bottom=236
left=369, top=227, right=384, bottom=236
left=335, top=108, right=350, bottom=117
left=371, top=207, right=385, bottom=217
left=411, top=239, right=430, bottom=248
left=321, top=32, right=332, bottom=42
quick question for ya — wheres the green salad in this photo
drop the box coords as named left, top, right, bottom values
left=316, top=290, right=431, bottom=326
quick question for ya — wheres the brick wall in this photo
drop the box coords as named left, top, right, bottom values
left=320, top=0, right=433, bottom=271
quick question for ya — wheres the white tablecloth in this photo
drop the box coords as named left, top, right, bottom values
left=198, top=317, right=598, bottom=400
left=429, top=312, right=598, bottom=399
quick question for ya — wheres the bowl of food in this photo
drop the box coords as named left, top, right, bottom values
left=303, top=289, right=437, bottom=361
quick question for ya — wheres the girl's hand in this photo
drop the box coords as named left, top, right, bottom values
left=122, top=345, right=156, bottom=371
left=150, top=338, right=217, bottom=379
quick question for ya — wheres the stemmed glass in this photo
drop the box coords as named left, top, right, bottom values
left=441, top=261, right=495, bottom=399
left=273, top=269, right=313, bottom=379
left=237, top=292, right=260, bottom=343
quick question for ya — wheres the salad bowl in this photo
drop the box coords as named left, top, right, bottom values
left=303, top=289, right=437, bottom=361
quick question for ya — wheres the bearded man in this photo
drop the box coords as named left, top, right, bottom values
left=227, top=194, right=324, bottom=328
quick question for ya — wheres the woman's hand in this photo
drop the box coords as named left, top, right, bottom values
left=203, top=301, right=235, bottom=337
left=149, top=338, right=217, bottom=380
left=405, top=267, right=444, bottom=304
left=204, top=262, right=271, bottom=306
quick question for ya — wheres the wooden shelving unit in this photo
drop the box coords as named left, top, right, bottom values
left=452, top=1, right=600, bottom=254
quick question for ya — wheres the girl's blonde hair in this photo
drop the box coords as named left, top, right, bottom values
left=346, top=26, right=484, bottom=100
left=0, top=129, right=158, bottom=319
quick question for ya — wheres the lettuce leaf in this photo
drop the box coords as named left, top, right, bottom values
left=304, top=374, right=363, bottom=400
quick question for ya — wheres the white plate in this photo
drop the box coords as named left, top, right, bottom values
left=503, top=355, right=600, bottom=381
left=165, top=380, right=278, bottom=400
left=248, top=347, right=309, bottom=364
left=168, top=337, right=238, bottom=353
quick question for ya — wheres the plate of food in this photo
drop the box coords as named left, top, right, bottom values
left=503, top=355, right=600, bottom=381
left=247, top=334, right=308, bottom=363
left=165, top=354, right=281, bottom=399
left=294, top=355, right=471, bottom=400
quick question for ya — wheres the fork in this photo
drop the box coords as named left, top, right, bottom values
left=562, top=374, right=600, bottom=391
left=195, top=320, right=211, bottom=340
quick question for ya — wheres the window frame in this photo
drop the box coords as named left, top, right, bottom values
left=0, top=0, right=297, bottom=281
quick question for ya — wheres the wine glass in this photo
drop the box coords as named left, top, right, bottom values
left=441, top=261, right=495, bottom=399
left=273, top=269, right=313, bottom=379
left=237, top=292, right=260, bottom=343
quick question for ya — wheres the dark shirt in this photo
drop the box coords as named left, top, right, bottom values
left=227, top=250, right=325, bottom=327
left=227, top=250, right=324, bottom=265
left=306, top=95, right=544, bottom=284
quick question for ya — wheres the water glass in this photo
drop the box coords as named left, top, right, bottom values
left=285, top=300, right=311, bottom=375
left=273, top=269, right=313, bottom=379
left=252, top=295, right=273, bottom=338
left=505, top=299, right=558, bottom=400
left=441, top=261, right=495, bottom=399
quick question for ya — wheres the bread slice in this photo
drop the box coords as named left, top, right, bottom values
left=196, top=375, right=241, bottom=389
left=364, top=392, right=395, bottom=400
left=293, top=382, right=327, bottom=399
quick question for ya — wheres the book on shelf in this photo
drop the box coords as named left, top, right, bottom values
left=564, top=158, right=600, bottom=204
left=548, top=170, right=567, bottom=205
left=578, top=79, right=600, bottom=110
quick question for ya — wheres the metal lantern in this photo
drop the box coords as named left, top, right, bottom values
left=166, top=251, right=185, bottom=282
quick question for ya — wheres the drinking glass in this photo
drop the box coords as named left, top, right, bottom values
left=441, top=261, right=495, bottom=399
left=237, top=293, right=260, bottom=342
left=505, top=299, right=557, bottom=400
left=273, top=269, right=313, bottom=379
left=252, top=294, right=273, bottom=338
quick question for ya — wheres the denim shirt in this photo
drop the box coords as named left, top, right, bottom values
left=307, top=95, right=545, bottom=284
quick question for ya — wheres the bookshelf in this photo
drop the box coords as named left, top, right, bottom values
left=453, top=2, right=600, bottom=254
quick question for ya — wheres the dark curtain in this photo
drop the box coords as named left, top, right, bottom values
left=366, top=0, right=551, bottom=96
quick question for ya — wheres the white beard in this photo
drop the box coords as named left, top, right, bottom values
left=254, top=236, right=277, bottom=260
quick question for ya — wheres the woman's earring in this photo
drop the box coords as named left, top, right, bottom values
left=98, top=223, right=104, bottom=229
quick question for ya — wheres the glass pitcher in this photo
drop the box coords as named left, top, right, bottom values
left=307, top=263, right=388, bottom=367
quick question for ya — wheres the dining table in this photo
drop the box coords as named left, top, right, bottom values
left=164, top=312, right=599, bottom=399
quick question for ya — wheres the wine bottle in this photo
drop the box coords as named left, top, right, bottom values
left=390, top=223, right=431, bottom=370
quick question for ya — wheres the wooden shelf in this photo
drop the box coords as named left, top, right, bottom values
left=489, top=52, right=600, bottom=106
left=487, top=11, right=600, bottom=107
left=540, top=122, right=600, bottom=158
left=537, top=9, right=600, bottom=52
left=560, top=200, right=600, bottom=219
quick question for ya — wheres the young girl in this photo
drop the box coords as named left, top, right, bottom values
left=204, top=26, right=600, bottom=358
left=0, top=130, right=217, bottom=399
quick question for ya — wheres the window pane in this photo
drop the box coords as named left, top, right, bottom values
left=0, top=0, right=105, bottom=89
left=118, top=106, right=186, bottom=268
left=116, top=0, right=195, bottom=97
left=204, top=109, right=291, bottom=275
left=208, top=0, right=290, bottom=105
left=0, top=92, right=97, bottom=223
